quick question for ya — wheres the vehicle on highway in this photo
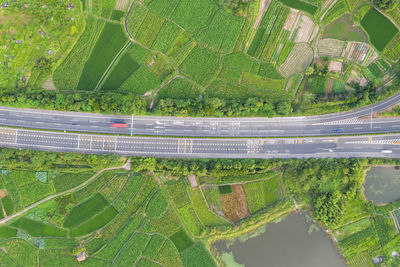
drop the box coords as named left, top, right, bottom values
left=333, top=129, right=343, bottom=133
left=381, top=150, right=393, bottom=153
left=110, top=123, right=128, bottom=128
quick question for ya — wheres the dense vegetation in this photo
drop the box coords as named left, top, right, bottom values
left=4, top=0, right=400, bottom=117
left=2, top=150, right=400, bottom=265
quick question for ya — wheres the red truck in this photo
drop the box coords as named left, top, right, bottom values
left=110, top=123, right=128, bottom=128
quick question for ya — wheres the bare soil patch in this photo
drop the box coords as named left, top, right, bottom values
left=294, top=15, right=315, bottom=43
left=220, top=185, right=249, bottom=222
left=317, top=38, right=345, bottom=57
left=0, top=190, right=7, bottom=199
left=326, top=78, right=334, bottom=94
left=329, top=61, right=342, bottom=73
left=279, top=43, right=313, bottom=78
left=42, top=77, right=56, bottom=90
left=188, top=174, right=198, bottom=189
left=284, top=9, right=299, bottom=31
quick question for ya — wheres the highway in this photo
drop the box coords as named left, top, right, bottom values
left=1, top=127, right=400, bottom=158
left=0, top=92, right=400, bottom=137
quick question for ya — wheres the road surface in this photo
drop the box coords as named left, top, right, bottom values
left=1, top=127, right=400, bottom=158
left=1, top=92, right=400, bottom=137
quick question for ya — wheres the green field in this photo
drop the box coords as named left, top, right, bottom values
left=76, top=22, right=128, bottom=90
left=279, top=0, right=318, bottom=15
left=360, top=8, right=399, bottom=51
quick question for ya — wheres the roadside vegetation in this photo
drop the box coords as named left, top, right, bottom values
left=2, top=0, right=400, bottom=117
left=2, top=149, right=400, bottom=265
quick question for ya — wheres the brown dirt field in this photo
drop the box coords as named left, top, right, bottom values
left=284, top=9, right=299, bottom=31
left=329, top=61, right=342, bottom=72
left=294, top=15, right=315, bottom=43
left=220, top=185, right=249, bottom=222
left=326, top=78, right=334, bottom=94
left=0, top=190, right=7, bottom=199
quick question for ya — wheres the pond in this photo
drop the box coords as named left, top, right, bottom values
left=364, top=166, right=400, bottom=205
left=214, top=213, right=345, bottom=267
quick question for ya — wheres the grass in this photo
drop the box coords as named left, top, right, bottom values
left=309, top=75, right=328, bottom=94
left=19, top=181, right=55, bottom=207
left=323, top=14, right=367, bottom=42
left=243, top=181, right=265, bottom=213
left=279, top=0, right=318, bottom=15
left=76, top=22, right=128, bottom=90
left=101, top=53, right=140, bottom=91
left=70, top=205, right=118, bottom=237
left=179, top=46, right=220, bottom=86
left=263, top=177, right=281, bottom=204
left=63, top=193, right=109, bottom=228
left=360, top=8, right=399, bottom=51
left=203, top=186, right=222, bottom=211
left=12, top=217, right=67, bottom=237
left=169, top=229, right=193, bottom=252
left=150, top=209, right=181, bottom=237
left=38, top=249, right=76, bottom=267
left=180, top=243, right=217, bottom=267
left=113, top=174, right=144, bottom=211
left=0, top=239, right=38, bottom=266
left=146, top=191, right=168, bottom=218
left=219, top=185, right=232, bottom=194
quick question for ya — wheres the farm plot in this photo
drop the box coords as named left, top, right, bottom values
left=118, top=66, right=161, bottom=95
left=322, top=0, right=349, bottom=25
left=134, top=12, right=165, bottom=48
left=147, top=0, right=181, bottom=18
left=279, top=43, right=313, bottom=77
left=317, top=39, right=345, bottom=57
left=202, top=185, right=222, bottom=212
left=76, top=22, right=128, bottom=90
left=197, top=9, right=244, bottom=54
left=323, top=14, right=368, bottom=42
left=279, top=0, right=318, bottom=15
left=180, top=242, right=217, bottom=267
left=361, top=8, right=399, bottom=51
left=241, top=72, right=286, bottom=92
left=294, top=14, right=317, bottom=43
left=383, top=33, right=400, bottom=61
left=220, top=184, right=249, bottom=222
left=12, top=217, right=67, bottom=237
left=179, top=46, right=221, bottom=86
left=100, top=52, right=140, bottom=91
left=157, top=78, right=202, bottom=100
left=152, top=21, right=184, bottom=54
left=345, top=42, right=372, bottom=64
left=243, top=177, right=281, bottom=213
left=170, top=0, right=218, bottom=33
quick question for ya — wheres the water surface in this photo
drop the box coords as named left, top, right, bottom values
left=364, top=166, right=400, bottom=204
left=214, top=213, right=345, bottom=267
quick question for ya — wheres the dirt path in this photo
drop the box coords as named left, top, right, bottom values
left=0, top=161, right=131, bottom=225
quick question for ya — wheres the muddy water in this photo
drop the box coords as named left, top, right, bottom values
left=214, top=213, right=345, bottom=267
left=364, top=166, right=400, bottom=204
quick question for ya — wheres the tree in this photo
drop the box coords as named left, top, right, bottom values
left=312, top=191, right=344, bottom=226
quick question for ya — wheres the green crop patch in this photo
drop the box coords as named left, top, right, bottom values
left=170, top=229, right=193, bottom=252
left=63, top=193, right=109, bottom=228
left=180, top=46, right=220, bottom=86
left=167, top=181, right=191, bottom=208
left=223, top=53, right=257, bottom=72
left=248, top=28, right=266, bottom=57
left=111, top=10, right=125, bottom=21
left=219, top=185, right=232, bottom=194
left=113, top=233, right=151, bottom=265
left=197, top=9, right=244, bottom=54
left=147, top=0, right=181, bottom=18
left=171, top=0, right=218, bottom=33
left=146, top=191, right=168, bottom=218
left=1, top=195, right=14, bottom=216
left=258, top=62, right=284, bottom=79
left=52, top=172, right=95, bottom=193
left=279, top=0, right=318, bottom=15
left=152, top=21, right=183, bottom=54
left=135, top=12, right=165, bottom=48
left=0, top=226, right=17, bottom=239
left=143, top=234, right=165, bottom=258
left=119, top=66, right=161, bottom=94
left=70, top=205, right=118, bottom=237
left=158, top=78, right=202, bottom=100
left=77, top=22, right=128, bottom=90
left=361, top=8, right=399, bottom=51
left=101, top=53, right=140, bottom=91
left=12, top=217, right=67, bottom=237
left=180, top=242, right=217, bottom=267
left=19, top=180, right=55, bottom=207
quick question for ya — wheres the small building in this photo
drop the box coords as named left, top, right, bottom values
left=39, top=30, right=46, bottom=37
left=76, top=252, right=87, bottom=262
left=67, top=3, right=75, bottom=10
left=2, top=2, right=9, bottom=8
left=372, top=256, right=384, bottom=264
left=47, top=49, right=54, bottom=55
